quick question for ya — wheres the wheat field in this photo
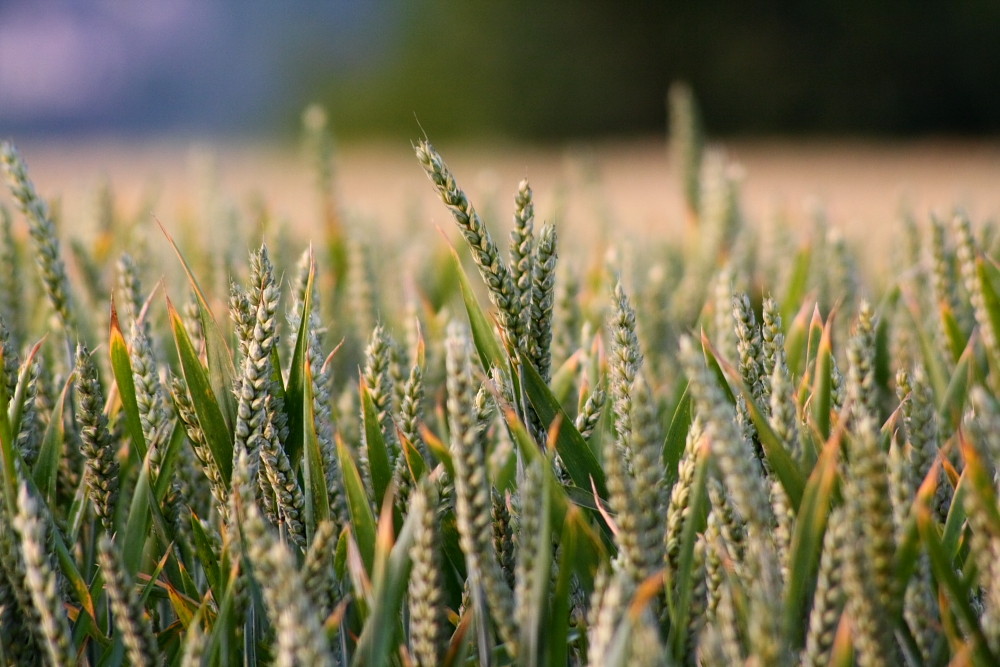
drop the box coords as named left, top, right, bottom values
left=1, top=92, right=1000, bottom=666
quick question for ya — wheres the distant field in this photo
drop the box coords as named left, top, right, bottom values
left=11, top=136, right=1000, bottom=266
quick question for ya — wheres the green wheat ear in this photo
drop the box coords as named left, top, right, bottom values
left=669, top=82, right=705, bottom=220
left=13, top=484, right=74, bottom=667
left=75, top=343, right=120, bottom=533
left=416, top=140, right=524, bottom=354
left=0, top=142, right=78, bottom=342
left=3, top=89, right=1000, bottom=665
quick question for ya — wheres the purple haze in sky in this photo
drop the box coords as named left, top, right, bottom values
left=0, top=1, right=387, bottom=135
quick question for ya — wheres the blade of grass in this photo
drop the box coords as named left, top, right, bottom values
left=939, top=340, right=974, bottom=430
left=940, top=303, right=966, bottom=365
left=360, top=380, right=393, bottom=511
left=7, top=339, right=44, bottom=456
left=784, top=432, right=840, bottom=647
left=451, top=244, right=507, bottom=373
left=32, top=372, right=71, bottom=504
left=810, top=315, right=834, bottom=442
left=518, top=351, right=608, bottom=500
left=977, top=257, right=1000, bottom=369
left=547, top=506, right=579, bottom=667
left=780, top=245, right=812, bottom=325
left=283, top=250, right=315, bottom=467
left=420, top=426, right=455, bottom=480
left=702, top=331, right=805, bottom=507
left=904, top=300, right=948, bottom=401
left=353, top=490, right=418, bottom=667
left=784, top=299, right=813, bottom=378
left=167, top=298, right=232, bottom=484
left=302, top=359, right=331, bottom=540
left=918, top=498, right=997, bottom=665
left=662, top=384, right=691, bottom=488
left=337, top=435, right=377, bottom=572
left=503, top=407, right=608, bottom=563
left=109, top=301, right=147, bottom=459
left=189, top=512, right=223, bottom=599
left=159, top=220, right=237, bottom=430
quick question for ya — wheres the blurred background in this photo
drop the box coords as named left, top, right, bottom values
left=2, top=1, right=1000, bottom=261
left=4, top=1, right=1000, bottom=140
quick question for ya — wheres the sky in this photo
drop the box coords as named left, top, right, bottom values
left=4, top=2, right=999, bottom=140
left=0, top=2, right=386, bottom=135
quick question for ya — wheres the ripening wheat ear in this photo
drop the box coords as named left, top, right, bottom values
left=0, top=490, right=42, bottom=663
left=609, top=281, right=643, bottom=449
left=679, top=335, right=773, bottom=536
left=0, top=142, right=78, bottom=340
left=232, top=245, right=280, bottom=482
left=528, top=223, right=557, bottom=384
left=846, top=300, right=879, bottom=431
left=98, top=535, right=160, bottom=667
left=510, top=178, right=535, bottom=341
left=13, top=484, right=74, bottom=667
left=842, top=427, right=897, bottom=666
left=0, top=204, right=23, bottom=346
left=445, top=321, right=518, bottom=656
left=242, top=500, right=333, bottom=667
left=171, top=375, right=228, bottom=515
left=75, top=343, right=120, bottom=533
left=408, top=479, right=447, bottom=667
left=415, top=140, right=524, bottom=354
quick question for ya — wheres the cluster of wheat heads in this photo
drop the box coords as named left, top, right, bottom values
left=2, top=91, right=1000, bottom=666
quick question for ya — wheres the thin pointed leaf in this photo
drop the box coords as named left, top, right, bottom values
left=159, top=221, right=237, bottom=429
left=550, top=353, right=581, bottom=411
left=784, top=299, right=813, bottom=378
left=451, top=245, right=507, bottom=372
left=702, top=332, right=806, bottom=507
left=547, top=507, right=579, bottom=667
left=420, top=426, right=455, bottom=480
left=918, top=500, right=997, bottom=665
left=939, top=340, right=973, bottom=429
left=353, top=493, right=418, bottom=667
left=784, top=433, right=840, bottom=646
left=518, top=351, right=608, bottom=500
left=32, top=373, right=72, bottom=503
left=337, top=435, right=377, bottom=572
left=284, top=252, right=315, bottom=467
left=700, top=331, right=735, bottom=404
left=360, top=380, right=393, bottom=511
left=942, top=473, right=968, bottom=560
left=873, top=287, right=899, bottom=397
left=961, top=436, right=1000, bottom=533
left=503, top=408, right=608, bottom=562
left=167, top=298, right=232, bottom=484
left=302, top=359, right=331, bottom=539
left=189, top=512, right=223, bottom=599
left=904, top=300, right=948, bottom=400
left=662, top=384, right=691, bottom=488
left=977, top=257, right=1000, bottom=366
left=8, top=339, right=44, bottom=456
left=400, top=432, right=428, bottom=484
left=109, top=301, right=147, bottom=459
left=940, top=303, right=966, bottom=364
left=810, top=317, right=834, bottom=442
left=781, top=245, right=812, bottom=325
left=122, top=448, right=155, bottom=576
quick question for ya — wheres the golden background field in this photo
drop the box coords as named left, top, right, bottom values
left=14, top=138, right=1000, bottom=271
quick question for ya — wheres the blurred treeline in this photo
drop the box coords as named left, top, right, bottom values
left=298, top=1, right=1000, bottom=140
